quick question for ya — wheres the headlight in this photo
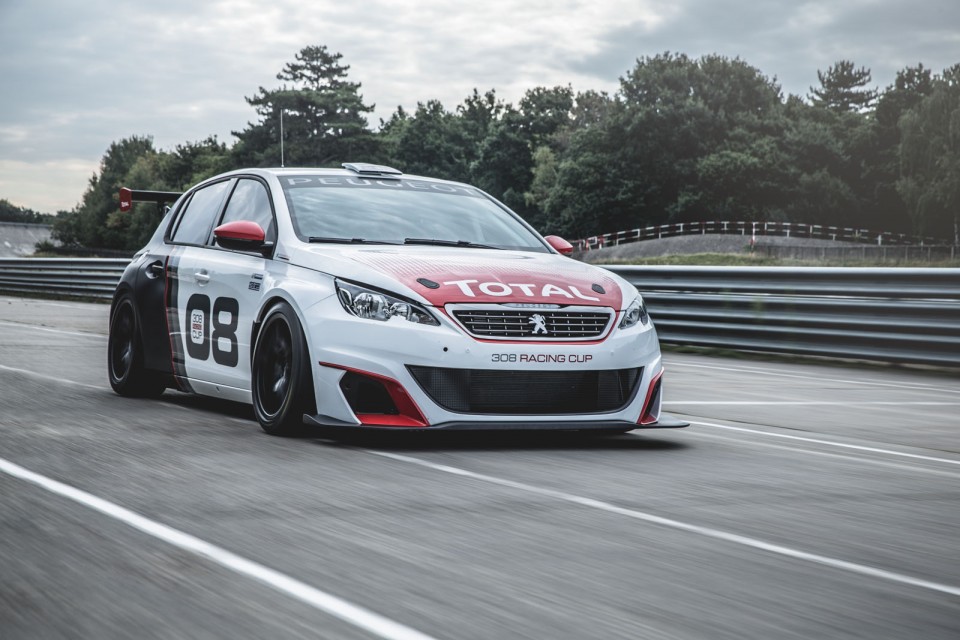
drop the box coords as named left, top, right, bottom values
left=336, top=280, right=439, bottom=326
left=619, top=296, right=649, bottom=329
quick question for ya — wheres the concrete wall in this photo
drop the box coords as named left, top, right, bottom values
left=0, top=222, right=53, bottom=257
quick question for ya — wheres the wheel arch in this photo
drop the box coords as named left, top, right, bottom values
left=249, top=290, right=313, bottom=367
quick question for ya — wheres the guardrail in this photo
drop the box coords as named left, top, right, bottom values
left=612, top=266, right=960, bottom=367
left=1, top=258, right=958, bottom=367
left=0, top=258, right=128, bottom=299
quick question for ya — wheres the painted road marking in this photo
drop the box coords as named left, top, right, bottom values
left=689, top=420, right=960, bottom=466
left=687, top=430, right=960, bottom=479
left=0, top=363, right=108, bottom=390
left=367, top=450, right=960, bottom=598
left=0, top=320, right=107, bottom=340
left=667, top=361, right=960, bottom=395
left=0, top=457, right=438, bottom=640
left=0, top=296, right=103, bottom=310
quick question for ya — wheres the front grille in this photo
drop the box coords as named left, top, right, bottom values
left=452, top=309, right=612, bottom=340
left=408, top=366, right=642, bottom=415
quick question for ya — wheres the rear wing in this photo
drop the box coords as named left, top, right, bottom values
left=118, top=187, right=183, bottom=212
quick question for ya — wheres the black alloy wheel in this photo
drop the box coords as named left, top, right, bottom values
left=252, top=302, right=314, bottom=436
left=107, top=295, right=165, bottom=397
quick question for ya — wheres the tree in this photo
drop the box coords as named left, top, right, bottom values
left=870, top=64, right=935, bottom=232
left=471, top=109, right=533, bottom=215
left=466, top=87, right=574, bottom=221
left=381, top=100, right=470, bottom=180
left=53, top=136, right=157, bottom=249
left=0, top=199, right=53, bottom=223
left=517, top=86, right=574, bottom=149
left=780, top=98, right=867, bottom=226
left=897, top=64, right=960, bottom=242
left=161, top=136, right=230, bottom=190
left=809, top=60, right=878, bottom=113
left=232, top=46, right=378, bottom=167
left=457, top=89, right=505, bottom=154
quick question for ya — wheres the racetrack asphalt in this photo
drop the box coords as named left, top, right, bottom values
left=1, top=295, right=958, bottom=639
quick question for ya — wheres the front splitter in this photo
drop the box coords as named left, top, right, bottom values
left=302, top=413, right=689, bottom=432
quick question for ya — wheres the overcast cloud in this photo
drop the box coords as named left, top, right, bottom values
left=1, top=0, right=958, bottom=213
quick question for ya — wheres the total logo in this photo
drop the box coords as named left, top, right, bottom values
left=442, top=279, right=600, bottom=301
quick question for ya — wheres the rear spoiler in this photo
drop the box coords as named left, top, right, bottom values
left=118, top=187, right=183, bottom=212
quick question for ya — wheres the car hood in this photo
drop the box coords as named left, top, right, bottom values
left=292, top=245, right=628, bottom=308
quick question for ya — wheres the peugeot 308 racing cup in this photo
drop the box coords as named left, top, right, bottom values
left=107, top=163, right=688, bottom=436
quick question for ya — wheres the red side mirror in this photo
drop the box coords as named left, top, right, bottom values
left=214, top=220, right=270, bottom=255
left=544, top=235, right=574, bottom=255
left=214, top=220, right=265, bottom=243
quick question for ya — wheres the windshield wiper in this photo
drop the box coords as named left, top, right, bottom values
left=403, top=238, right=499, bottom=249
left=308, top=237, right=397, bottom=245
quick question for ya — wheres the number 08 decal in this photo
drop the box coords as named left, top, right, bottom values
left=185, top=294, right=240, bottom=367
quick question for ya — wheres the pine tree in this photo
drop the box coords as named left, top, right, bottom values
left=232, top=46, right=378, bottom=167
left=809, top=60, right=878, bottom=112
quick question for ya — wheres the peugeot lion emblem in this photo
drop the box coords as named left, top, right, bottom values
left=528, top=313, right=548, bottom=335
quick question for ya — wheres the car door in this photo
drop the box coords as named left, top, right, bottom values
left=164, top=178, right=233, bottom=391
left=176, top=177, right=277, bottom=393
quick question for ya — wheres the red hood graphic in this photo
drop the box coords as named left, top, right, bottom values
left=343, top=248, right=623, bottom=308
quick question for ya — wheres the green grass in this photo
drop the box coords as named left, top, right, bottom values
left=593, top=252, right=960, bottom=268
left=595, top=253, right=778, bottom=266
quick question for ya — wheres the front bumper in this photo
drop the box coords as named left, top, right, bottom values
left=301, top=295, right=676, bottom=430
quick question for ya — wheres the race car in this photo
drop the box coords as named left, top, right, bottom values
left=108, top=163, right=687, bottom=435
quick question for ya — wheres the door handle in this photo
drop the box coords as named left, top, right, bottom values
left=195, top=270, right=211, bottom=285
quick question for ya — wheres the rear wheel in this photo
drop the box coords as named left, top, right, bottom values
left=108, top=295, right=165, bottom=398
left=252, top=302, right=314, bottom=436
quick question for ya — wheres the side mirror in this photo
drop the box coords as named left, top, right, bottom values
left=214, top=220, right=273, bottom=256
left=544, top=235, right=574, bottom=255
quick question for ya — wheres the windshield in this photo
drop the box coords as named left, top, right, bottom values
left=280, top=175, right=549, bottom=252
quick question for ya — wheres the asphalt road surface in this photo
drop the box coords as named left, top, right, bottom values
left=1, top=295, right=958, bottom=639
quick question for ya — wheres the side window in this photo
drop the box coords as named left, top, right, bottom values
left=219, top=179, right=276, bottom=244
left=171, top=180, right=231, bottom=245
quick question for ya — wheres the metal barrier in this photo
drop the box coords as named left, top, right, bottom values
left=609, top=266, right=960, bottom=367
left=1, top=258, right=958, bottom=367
left=0, top=258, right=128, bottom=299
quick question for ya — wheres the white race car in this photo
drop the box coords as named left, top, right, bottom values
left=108, top=164, right=686, bottom=435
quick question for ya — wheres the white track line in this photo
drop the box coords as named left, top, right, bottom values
left=689, top=420, right=960, bottom=466
left=0, top=320, right=107, bottom=340
left=0, top=297, right=99, bottom=310
left=367, top=450, right=960, bottom=598
left=667, top=361, right=960, bottom=395
left=0, top=363, right=108, bottom=390
left=688, top=431, right=960, bottom=479
left=0, top=457, right=438, bottom=640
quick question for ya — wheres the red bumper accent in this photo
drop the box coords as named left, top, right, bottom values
left=638, top=368, right=664, bottom=425
left=320, top=362, right=429, bottom=428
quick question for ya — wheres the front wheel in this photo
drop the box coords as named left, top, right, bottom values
left=108, top=295, right=165, bottom=398
left=251, top=302, right=314, bottom=436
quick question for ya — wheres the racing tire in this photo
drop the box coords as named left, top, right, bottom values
left=252, top=302, right=314, bottom=436
left=108, top=295, right=165, bottom=398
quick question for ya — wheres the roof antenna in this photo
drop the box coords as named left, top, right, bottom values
left=280, top=108, right=285, bottom=168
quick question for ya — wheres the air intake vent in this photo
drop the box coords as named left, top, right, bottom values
left=408, top=366, right=642, bottom=415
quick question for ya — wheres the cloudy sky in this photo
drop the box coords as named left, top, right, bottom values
left=2, top=0, right=958, bottom=213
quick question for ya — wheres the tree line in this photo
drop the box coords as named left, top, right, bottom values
left=49, top=45, right=960, bottom=251
left=0, top=199, right=55, bottom=225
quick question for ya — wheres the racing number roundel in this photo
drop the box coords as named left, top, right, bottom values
left=185, top=294, right=239, bottom=367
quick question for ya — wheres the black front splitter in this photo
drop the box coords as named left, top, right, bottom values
left=302, top=413, right=689, bottom=433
